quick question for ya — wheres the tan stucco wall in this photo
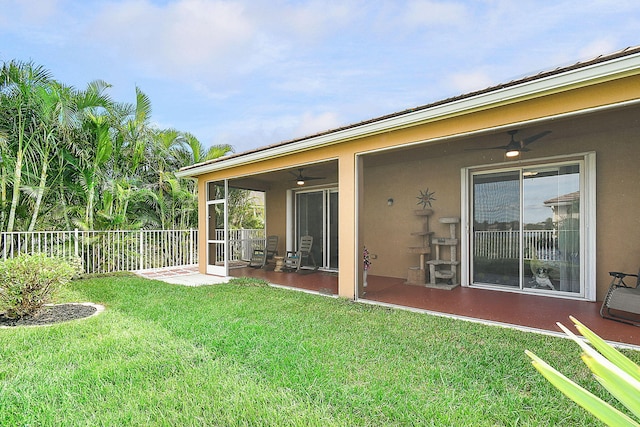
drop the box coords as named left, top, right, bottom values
left=195, top=74, right=640, bottom=300
left=264, top=181, right=288, bottom=256
left=362, top=147, right=465, bottom=279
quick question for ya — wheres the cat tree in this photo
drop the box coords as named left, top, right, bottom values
left=426, top=217, right=460, bottom=289
left=406, top=209, right=433, bottom=285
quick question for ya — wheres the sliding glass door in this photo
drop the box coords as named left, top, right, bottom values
left=471, top=162, right=582, bottom=295
left=473, top=171, right=521, bottom=288
left=295, top=188, right=338, bottom=270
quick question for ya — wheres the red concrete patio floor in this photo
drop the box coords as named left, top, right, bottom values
left=228, top=267, right=640, bottom=348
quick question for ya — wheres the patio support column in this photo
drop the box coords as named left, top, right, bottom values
left=338, top=154, right=357, bottom=298
left=197, top=178, right=207, bottom=274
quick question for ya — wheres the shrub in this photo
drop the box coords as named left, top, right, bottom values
left=64, top=255, right=85, bottom=279
left=0, top=254, right=75, bottom=319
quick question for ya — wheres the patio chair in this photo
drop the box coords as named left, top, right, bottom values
left=282, top=235, right=317, bottom=272
left=249, top=235, right=279, bottom=268
left=600, top=269, right=640, bottom=325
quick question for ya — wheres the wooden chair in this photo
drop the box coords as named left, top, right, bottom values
left=283, top=235, right=317, bottom=272
left=249, top=235, right=278, bottom=268
left=600, top=269, right=640, bottom=325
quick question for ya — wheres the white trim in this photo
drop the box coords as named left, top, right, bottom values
left=584, top=152, right=597, bottom=301
left=290, top=186, right=339, bottom=270
left=205, top=180, right=228, bottom=276
left=460, top=168, right=470, bottom=287
left=286, top=189, right=294, bottom=253
left=355, top=154, right=364, bottom=300
left=177, top=53, right=640, bottom=178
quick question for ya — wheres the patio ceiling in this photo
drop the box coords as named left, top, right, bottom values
left=229, top=160, right=338, bottom=191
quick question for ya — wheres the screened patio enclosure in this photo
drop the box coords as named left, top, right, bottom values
left=204, top=161, right=339, bottom=277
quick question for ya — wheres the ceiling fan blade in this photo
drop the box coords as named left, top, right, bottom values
left=522, top=130, right=552, bottom=147
left=289, top=168, right=325, bottom=181
left=465, top=145, right=509, bottom=151
left=466, top=130, right=550, bottom=154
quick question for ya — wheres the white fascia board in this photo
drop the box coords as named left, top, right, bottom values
left=176, top=52, right=640, bottom=178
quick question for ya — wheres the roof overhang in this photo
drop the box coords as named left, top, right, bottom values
left=176, top=48, right=640, bottom=178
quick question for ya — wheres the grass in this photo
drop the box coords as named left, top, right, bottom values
left=1, top=275, right=638, bottom=426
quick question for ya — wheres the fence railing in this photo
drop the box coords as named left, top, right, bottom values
left=474, top=229, right=559, bottom=261
left=217, top=229, right=266, bottom=262
left=0, top=229, right=198, bottom=274
left=0, top=228, right=267, bottom=275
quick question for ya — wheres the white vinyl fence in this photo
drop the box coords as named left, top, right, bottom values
left=0, top=229, right=199, bottom=274
left=474, top=230, right=560, bottom=261
left=2, top=228, right=562, bottom=273
left=218, top=229, right=266, bottom=262
left=0, top=228, right=266, bottom=275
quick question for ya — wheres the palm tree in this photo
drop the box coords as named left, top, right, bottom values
left=0, top=60, right=54, bottom=232
left=0, top=122, right=8, bottom=230
left=174, top=132, right=234, bottom=228
left=1, top=59, right=239, bottom=232
left=51, top=80, right=112, bottom=230
left=180, top=132, right=233, bottom=165
left=150, top=128, right=186, bottom=229
left=178, top=133, right=263, bottom=230
left=25, top=82, right=78, bottom=231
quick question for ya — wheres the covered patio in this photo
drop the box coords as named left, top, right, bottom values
left=229, top=266, right=640, bottom=348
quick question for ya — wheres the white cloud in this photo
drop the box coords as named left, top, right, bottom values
left=446, top=70, right=495, bottom=94
left=402, top=0, right=470, bottom=28
left=294, top=111, right=342, bottom=137
left=81, top=0, right=368, bottom=94
left=269, top=0, right=356, bottom=40
left=0, top=0, right=61, bottom=27
left=199, top=109, right=343, bottom=153
left=0, top=0, right=76, bottom=47
left=87, top=0, right=260, bottom=78
left=191, top=81, right=240, bottom=100
left=579, top=39, right=620, bottom=61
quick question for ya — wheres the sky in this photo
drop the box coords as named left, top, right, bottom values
left=2, top=1, right=639, bottom=155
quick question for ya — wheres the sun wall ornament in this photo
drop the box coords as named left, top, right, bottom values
left=417, top=188, right=436, bottom=209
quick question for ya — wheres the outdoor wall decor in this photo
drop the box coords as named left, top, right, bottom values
left=416, top=188, right=436, bottom=209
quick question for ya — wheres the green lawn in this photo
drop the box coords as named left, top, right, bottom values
left=1, top=275, right=636, bottom=426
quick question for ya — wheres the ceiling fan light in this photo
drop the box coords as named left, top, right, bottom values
left=506, top=149, right=520, bottom=158
left=297, top=179, right=305, bottom=186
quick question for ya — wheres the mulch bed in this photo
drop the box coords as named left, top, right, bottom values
left=0, top=303, right=98, bottom=327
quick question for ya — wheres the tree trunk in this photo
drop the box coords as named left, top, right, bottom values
left=27, top=156, right=48, bottom=231
left=6, top=147, right=23, bottom=233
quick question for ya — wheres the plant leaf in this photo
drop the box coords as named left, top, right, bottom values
left=582, top=352, right=640, bottom=419
left=525, top=350, right=640, bottom=426
left=570, top=316, right=640, bottom=383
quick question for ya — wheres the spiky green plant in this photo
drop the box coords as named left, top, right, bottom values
left=526, top=316, right=640, bottom=426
